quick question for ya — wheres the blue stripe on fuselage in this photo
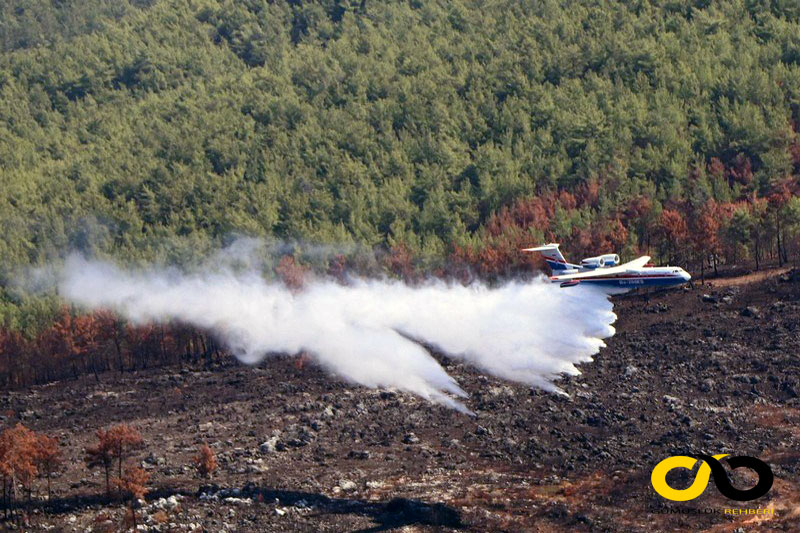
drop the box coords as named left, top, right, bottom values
left=554, top=276, right=685, bottom=288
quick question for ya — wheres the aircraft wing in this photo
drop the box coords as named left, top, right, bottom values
left=620, top=255, right=650, bottom=269
left=555, top=264, right=628, bottom=280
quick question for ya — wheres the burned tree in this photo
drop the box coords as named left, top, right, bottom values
left=114, top=466, right=150, bottom=530
left=193, top=443, right=218, bottom=479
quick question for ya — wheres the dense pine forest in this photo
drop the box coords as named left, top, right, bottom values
left=1, top=0, right=800, bottom=385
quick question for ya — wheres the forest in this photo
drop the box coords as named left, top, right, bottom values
left=1, top=0, right=800, bottom=385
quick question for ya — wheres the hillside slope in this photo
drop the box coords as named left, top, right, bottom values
left=2, top=273, right=798, bottom=531
left=1, top=0, right=799, bottom=263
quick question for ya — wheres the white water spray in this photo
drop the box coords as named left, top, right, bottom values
left=58, top=254, right=616, bottom=413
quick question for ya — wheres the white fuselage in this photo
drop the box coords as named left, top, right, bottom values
left=551, top=265, right=691, bottom=290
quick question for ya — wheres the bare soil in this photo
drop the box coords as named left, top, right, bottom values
left=2, top=270, right=799, bottom=532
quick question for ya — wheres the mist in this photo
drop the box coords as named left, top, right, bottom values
left=58, top=253, right=616, bottom=414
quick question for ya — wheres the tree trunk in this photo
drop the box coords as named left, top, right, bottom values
left=9, top=473, right=17, bottom=522
left=113, top=335, right=124, bottom=373
left=755, top=235, right=761, bottom=270
left=91, top=356, right=100, bottom=383
left=159, top=325, right=167, bottom=364
left=700, top=257, right=705, bottom=284
left=782, top=230, right=788, bottom=264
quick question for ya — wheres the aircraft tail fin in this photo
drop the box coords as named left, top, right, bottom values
left=521, top=243, right=578, bottom=271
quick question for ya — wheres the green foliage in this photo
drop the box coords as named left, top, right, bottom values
left=0, top=0, right=799, bottom=318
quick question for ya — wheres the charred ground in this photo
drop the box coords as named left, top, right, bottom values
left=1, top=271, right=799, bottom=532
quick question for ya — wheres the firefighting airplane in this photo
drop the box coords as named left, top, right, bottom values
left=523, top=243, right=691, bottom=290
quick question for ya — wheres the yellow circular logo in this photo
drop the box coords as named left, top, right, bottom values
left=650, top=454, right=729, bottom=501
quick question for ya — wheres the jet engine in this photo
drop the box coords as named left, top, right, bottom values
left=580, top=256, right=605, bottom=268
left=599, top=254, right=620, bottom=266
left=581, top=254, right=620, bottom=268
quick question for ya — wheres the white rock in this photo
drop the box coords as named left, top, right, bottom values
left=338, top=479, right=357, bottom=491
left=259, top=436, right=280, bottom=454
left=223, top=497, right=252, bottom=506
left=166, top=495, right=180, bottom=509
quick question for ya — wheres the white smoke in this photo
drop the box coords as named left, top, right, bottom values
left=58, top=254, right=616, bottom=414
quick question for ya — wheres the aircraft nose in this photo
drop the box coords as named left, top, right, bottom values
left=681, top=270, right=691, bottom=281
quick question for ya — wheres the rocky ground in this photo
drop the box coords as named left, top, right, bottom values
left=1, top=269, right=799, bottom=532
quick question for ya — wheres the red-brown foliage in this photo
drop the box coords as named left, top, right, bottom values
left=85, top=424, right=144, bottom=496
left=708, top=157, right=725, bottom=180
left=729, top=153, right=754, bottom=187
left=607, top=218, right=629, bottom=251
left=275, top=255, right=309, bottom=291
left=106, top=425, right=144, bottom=481
left=34, top=433, right=62, bottom=499
left=0, top=423, right=61, bottom=514
left=193, top=444, right=218, bottom=478
left=624, top=195, right=652, bottom=221
left=85, top=430, right=115, bottom=497
left=658, top=209, right=689, bottom=244
left=476, top=194, right=560, bottom=276
left=768, top=179, right=793, bottom=209
left=385, top=243, right=415, bottom=280
left=0, top=424, right=38, bottom=499
left=575, top=178, right=600, bottom=207
left=327, top=254, right=348, bottom=283
left=114, top=466, right=150, bottom=530
left=690, top=200, right=722, bottom=272
left=114, top=466, right=149, bottom=501
left=657, top=209, right=689, bottom=262
left=558, top=190, right=577, bottom=210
